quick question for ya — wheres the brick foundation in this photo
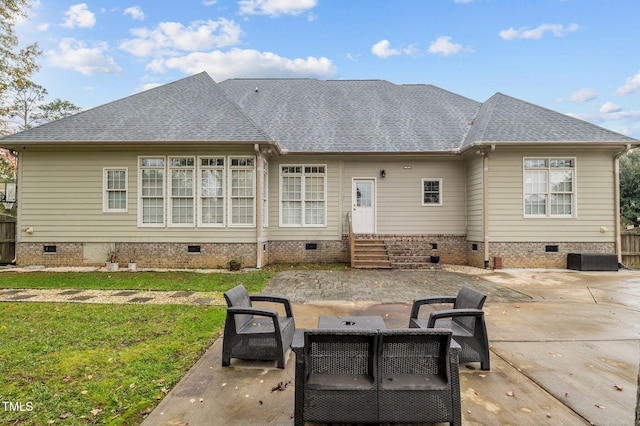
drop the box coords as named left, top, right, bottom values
left=16, top=242, right=257, bottom=269
left=381, top=235, right=468, bottom=268
left=267, top=239, right=349, bottom=264
left=15, top=239, right=618, bottom=269
left=487, top=241, right=616, bottom=269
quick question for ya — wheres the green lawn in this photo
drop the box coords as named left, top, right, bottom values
left=0, top=270, right=276, bottom=425
left=0, top=270, right=275, bottom=293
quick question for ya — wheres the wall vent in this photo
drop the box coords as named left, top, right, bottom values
left=188, top=245, right=201, bottom=253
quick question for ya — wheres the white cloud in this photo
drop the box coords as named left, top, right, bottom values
left=61, top=3, right=96, bottom=29
left=124, top=6, right=145, bottom=21
left=371, top=40, right=401, bottom=58
left=600, top=101, right=623, bottom=114
left=371, top=40, right=419, bottom=58
left=119, top=19, right=243, bottom=57
left=617, top=70, right=640, bottom=95
left=558, top=88, right=597, bottom=102
left=238, top=0, right=317, bottom=16
left=48, top=38, right=122, bottom=75
left=499, top=23, right=579, bottom=40
left=147, top=48, right=336, bottom=81
left=428, top=36, right=463, bottom=56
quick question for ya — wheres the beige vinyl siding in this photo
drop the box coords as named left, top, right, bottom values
left=343, top=159, right=466, bottom=235
left=266, top=155, right=342, bottom=241
left=487, top=147, right=617, bottom=242
left=465, top=155, right=484, bottom=241
left=18, top=146, right=258, bottom=243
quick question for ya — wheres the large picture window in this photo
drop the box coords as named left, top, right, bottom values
left=280, top=165, right=326, bottom=226
left=138, top=156, right=256, bottom=227
left=103, top=168, right=127, bottom=212
left=524, top=158, right=575, bottom=217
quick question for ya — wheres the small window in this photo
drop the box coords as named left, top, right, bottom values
left=422, top=178, right=442, bottom=206
left=103, top=168, right=128, bottom=212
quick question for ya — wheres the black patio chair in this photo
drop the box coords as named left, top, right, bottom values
left=409, top=286, right=490, bottom=370
left=378, top=329, right=461, bottom=425
left=222, top=284, right=295, bottom=369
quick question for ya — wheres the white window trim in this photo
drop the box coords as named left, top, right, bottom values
left=421, top=178, right=443, bottom=206
left=168, top=156, right=196, bottom=227
left=523, top=157, right=577, bottom=218
left=279, top=164, right=328, bottom=227
left=197, top=156, right=226, bottom=228
left=138, top=156, right=166, bottom=227
left=228, top=156, right=257, bottom=228
left=103, top=167, right=128, bottom=213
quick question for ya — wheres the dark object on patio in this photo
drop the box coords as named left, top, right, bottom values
left=222, top=284, right=295, bottom=369
left=409, top=286, right=490, bottom=370
left=297, top=329, right=378, bottom=424
left=294, top=329, right=461, bottom=426
left=567, top=253, right=618, bottom=271
left=378, top=329, right=461, bottom=425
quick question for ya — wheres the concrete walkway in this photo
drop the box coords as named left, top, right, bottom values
left=143, top=268, right=640, bottom=426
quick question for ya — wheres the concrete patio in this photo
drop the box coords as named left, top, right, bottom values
left=143, top=267, right=640, bottom=425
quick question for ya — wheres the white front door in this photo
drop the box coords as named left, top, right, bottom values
left=352, top=179, right=375, bottom=234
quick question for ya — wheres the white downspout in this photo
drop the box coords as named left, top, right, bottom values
left=614, top=144, right=632, bottom=266
left=483, top=151, right=490, bottom=269
left=254, top=144, right=263, bottom=269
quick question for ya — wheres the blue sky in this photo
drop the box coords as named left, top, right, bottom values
left=15, top=0, right=640, bottom=138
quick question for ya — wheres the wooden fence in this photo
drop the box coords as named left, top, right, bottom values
left=621, top=231, right=640, bottom=267
left=0, top=215, right=16, bottom=264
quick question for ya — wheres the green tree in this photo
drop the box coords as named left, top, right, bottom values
left=35, top=98, right=83, bottom=122
left=5, top=80, right=47, bottom=130
left=620, top=149, right=640, bottom=227
left=0, top=0, right=42, bottom=122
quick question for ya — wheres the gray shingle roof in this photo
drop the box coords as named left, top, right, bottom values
left=3, top=72, right=636, bottom=151
left=1, top=72, right=271, bottom=143
left=219, top=79, right=480, bottom=152
left=462, top=93, right=637, bottom=147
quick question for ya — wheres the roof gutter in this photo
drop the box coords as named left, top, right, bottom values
left=614, top=144, right=632, bottom=266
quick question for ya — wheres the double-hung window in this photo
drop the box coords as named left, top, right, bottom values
left=280, top=165, right=326, bottom=226
left=422, top=178, right=442, bottom=206
left=140, top=157, right=165, bottom=226
left=199, top=157, right=225, bottom=226
left=103, top=168, right=127, bottom=212
left=524, top=158, right=575, bottom=217
left=169, top=157, right=195, bottom=226
left=229, top=157, right=255, bottom=226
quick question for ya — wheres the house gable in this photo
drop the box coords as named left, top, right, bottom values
left=1, top=72, right=272, bottom=144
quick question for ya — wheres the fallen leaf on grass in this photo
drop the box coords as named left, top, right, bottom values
left=63, top=376, right=72, bottom=382
left=59, top=412, right=72, bottom=419
left=139, top=407, right=151, bottom=415
left=129, top=383, right=136, bottom=389
left=90, top=408, right=103, bottom=416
